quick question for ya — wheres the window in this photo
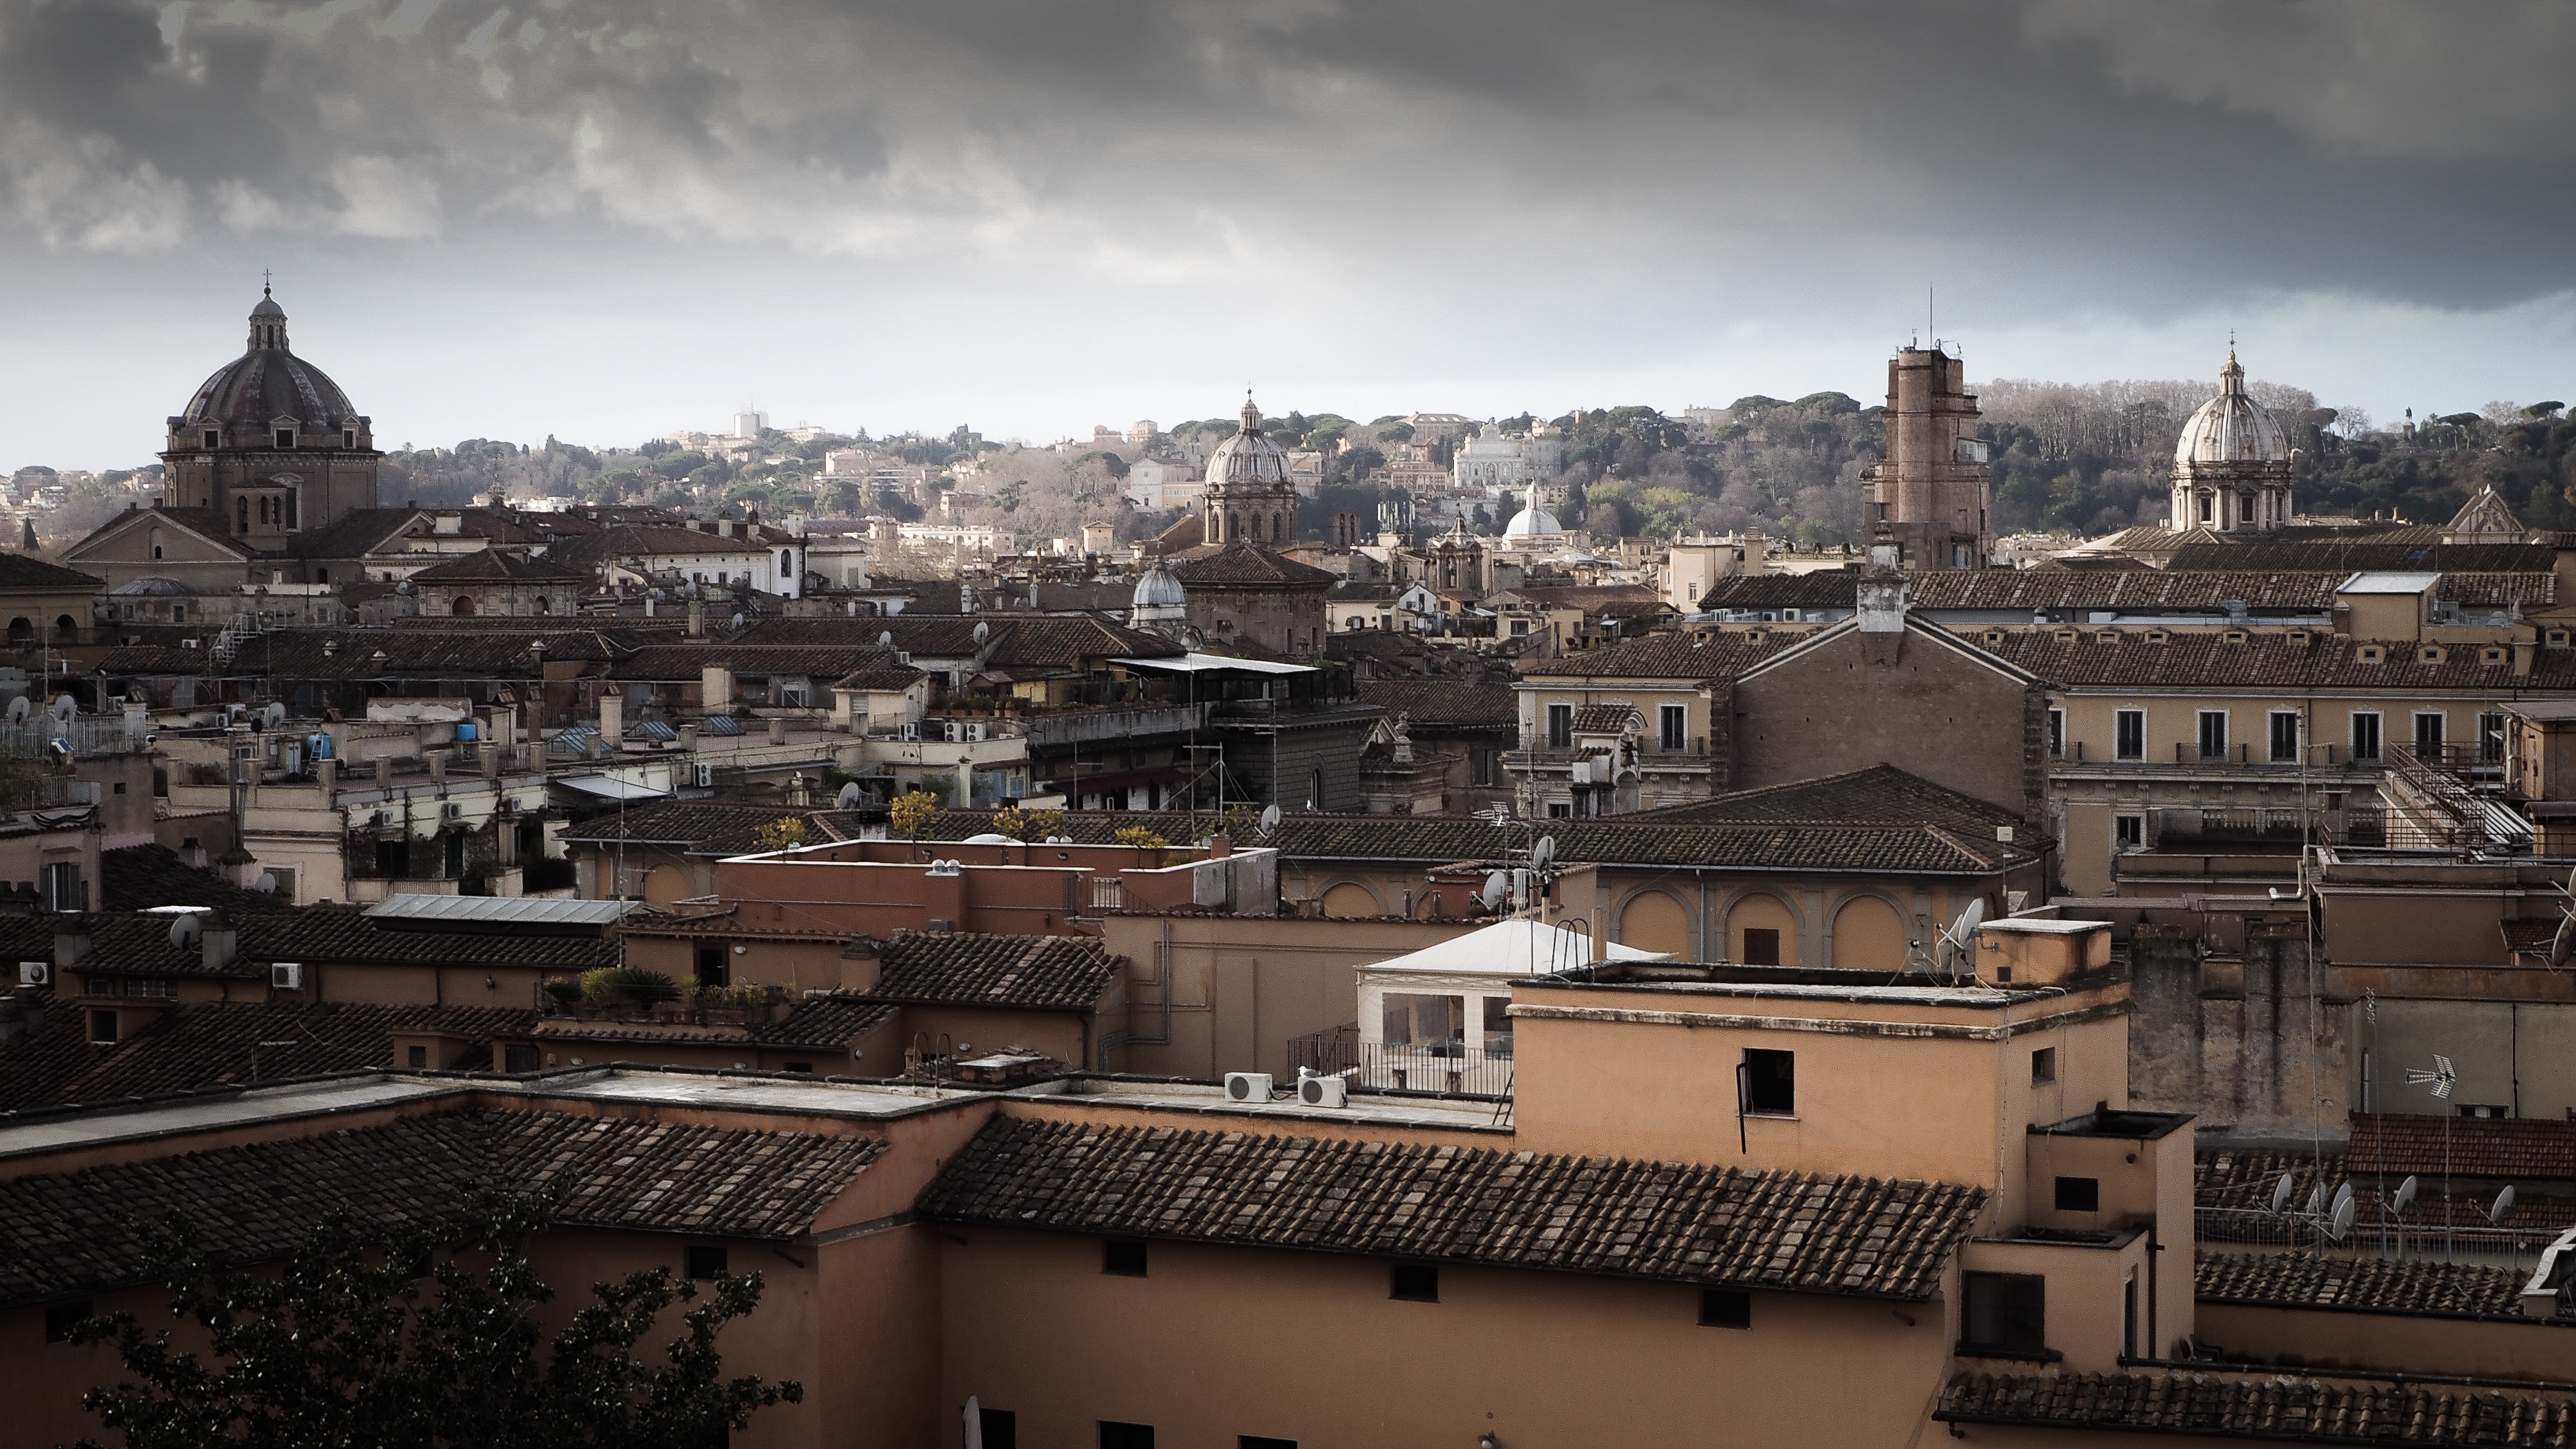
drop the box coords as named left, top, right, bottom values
left=275, top=427, right=295, bottom=448
left=684, top=1246, right=728, bottom=1281
left=1102, top=1239, right=1148, bottom=1277
left=126, top=977, right=175, bottom=1000
left=88, top=1009, right=116, bottom=1044
left=695, top=943, right=729, bottom=989
left=1961, top=1271, right=2047, bottom=1355
left=2414, top=712, right=2445, bottom=757
left=2351, top=711, right=2383, bottom=763
left=1698, top=1289, right=1751, bottom=1329
left=2047, top=708, right=2065, bottom=760
left=1382, top=993, right=1463, bottom=1049
left=44, top=1300, right=92, bottom=1344
left=1740, top=927, right=1781, bottom=966
left=2114, top=708, right=2145, bottom=761
left=1100, top=1424, right=1155, bottom=1449
left=1545, top=703, right=1572, bottom=749
left=1390, top=1263, right=1440, bottom=1301
left=2030, top=1046, right=2057, bottom=1085
left=1470, top=749, right=1498, bottom=788
left=2269, top=711, right=2300, bottom=764
left=783, top=1061, right=813, bottom=1074
left=1659, top=704, right=1687, bottom=751
left=343, top=427, right=357, bottom=448
left=2196, top=709, right=2228, bottom=761
left=978, top=1409, right=1017, bottom=1449
left=1741, top=1048, right=1794, bottom=1115
left=406, top=1045, right=428, bottom=1068
left=503, top=1044, right=539, bottom=1073
left=1510, top=619, right=1531, bottom=636
left=2053, top=1176, right=2101, bottom=1213
left=2480, top=711, right=2508, bottom=765
left=44, top=861, right=82, bottom=913
left=2113, top=814, right=2145, bottom=853
left=202, top=429, right=219, bottom=449
left=1481, top=997, right=1513, bottom=1057
left=1547, top=802, right=1570, bottom=818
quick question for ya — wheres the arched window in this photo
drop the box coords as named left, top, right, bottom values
left=452, top=596, right=476, bottom=617
left=314, top=568, right=328, bottom=584
left=779, top=550, right=792, bottom=574
left=55, top=615, right=75, bottom=638
left=532, top=596, right=550, bottom=615
left=5, top=618, right=28, bottom=645
left=149, top=529, right=165, bottom=561
left=236, top=498, right=250, bottom=532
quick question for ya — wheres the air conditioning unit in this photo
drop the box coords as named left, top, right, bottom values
left=372, top=811, right=390, bottom=828
left=441, top=802, right=462, bottom=820
left=693, top=763, right=714, bottom=788
left=941, top=722, right=962, bottom=742
left=17, top=960, right=49, bottom=988
left=899, top=723, right=920, bottom=741
left=965, top=722, right=986, bottom=742
left=1223, top=1072, right=1273, bottom=1104
left=1298, top=1073, right=1349, bottom=1109
left=271, top=962, right=304, bottom=990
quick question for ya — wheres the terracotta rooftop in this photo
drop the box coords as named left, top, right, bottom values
left=0, top=1002, right=536, bottom=1113
left=0, top=553, right=103, bottom=590
left=1938, top=1371, right=2576, bottom=1444
left=2348, top=1112, right=2576, bottom=1182
left=1697, top=569, right=2558, bottom=613
left=853, top=931, right=1121, bottom=1011
left=918, top=1118, right=1986, bottom=1301
left=1627, top=764, right=2025, bottom=834
left=236, top=906, right=624, bottom=970
left=1982, top=630, right=2576, bottom=691
left=0, top=1107, right=882, bottom=1306
left=99, top=844, right=295, bottom=915
left=404, top=548, right=586, bottom=583
left=2196, top=1250, right=2539, bottom=1322
left=1172, top=543, right=1338, bottom=588
left=1518, top=631, right=1797, bottom=680
left=1354, top=679, right=1518, bottom=729
left=2163, top=539, right=2556, bottom=572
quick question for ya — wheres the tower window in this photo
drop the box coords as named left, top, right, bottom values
left=275, top=428, right=295, bottom=448
left=203, top=429, right=219, bottom=449
left=343, top=428, right=357, bottom=448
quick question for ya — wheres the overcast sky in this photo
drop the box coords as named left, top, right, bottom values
left=3, top=0, right=2573, bottom=468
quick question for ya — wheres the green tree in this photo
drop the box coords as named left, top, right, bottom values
left=750, top=817, right=811, bottom=853
left=68, top=1194, right=799, bottom=1449
left=888, top=788, right=940, bottom=842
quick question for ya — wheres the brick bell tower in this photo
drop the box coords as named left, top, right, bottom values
left=1865, top=344, right=1992, bottom=570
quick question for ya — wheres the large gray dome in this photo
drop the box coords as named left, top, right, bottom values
left=1206, top=395, right=1292, bottom=488
left=2175, top=351, right=2288, bottom=467
left=178, top=288, right=359, bottom=431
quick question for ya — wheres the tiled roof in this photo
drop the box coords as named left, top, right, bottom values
left=1677, top=570, right=2570, bottom=613
left=1569, top=703, right=1640, bottom=733
left=1172, top=543, right=1338, bottom=588
left=558, top=799, right=813, bottom=847
left=2349, top=1112, right=2575, bottom=1181
left=2196, top=1250, right=2535, bottom=1320
left=1519, top=631, right=1797, bottom=680
left=239, top=627, right=631, bottom=678
left=100, top=844, right=295, bottom=915
left=0, top=553, right=103, bottom=590
left=979, top=615, right=1183, bottom=667
left=0, top=1002, right=538, bottom=1112
left=613, top=642, right=894, bottom=680
left=1627, top=764, right=2025, bottom=833
left=754, top=993, right=897, bottom=1048
left=1355, top=679, right=1518, bottom=728
left=404, top=549, right=586, bottom=583
left=920, top=1119, right=1985, bottom=1300
left=71, top=506, right=252, bottom=561
left=545, top=523, right=773, bottom=567
left=1688, top=574, right=1865, bottom=609
left=234, top=907, right=624, bottom=970
left=96, top=646, right=216, bottom=675
left=281, top=507, right=425, bottom=561
left=835, top=661, right=927, bottom=690
left=1938, top=1371, right=2576, bottom=1444
left=0, top=914, right=233, bottom=978
left=728, top=614, right=984, bottom=656
left=856, top=931, right=1120, bottom=1010
left=2165, top=540, right=2556, bottom=572
left=0, top=1109, right=883, bottom=1305
left=1982, top=630, right=2576, bottom=692
left=918, top=809, right=2029, bottom=875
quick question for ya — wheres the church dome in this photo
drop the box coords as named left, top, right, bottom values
left=1131, top=558, right=1186, bottom=610
left=1206, top=395, right=1292, bottom=489
left=2175, top=350, right=2289, bottom=467
left=178, top=288, right=359, bottom=433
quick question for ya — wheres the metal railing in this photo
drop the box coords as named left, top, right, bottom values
left=2196, top=1206, right=2563, bottom=1273
left=1088, top=875, right=1124, bottom=913
left=1285, top=1027, right=1516, bottom=1097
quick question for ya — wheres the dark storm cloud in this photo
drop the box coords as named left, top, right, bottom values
left=4, top=0, right=2572, bottom=311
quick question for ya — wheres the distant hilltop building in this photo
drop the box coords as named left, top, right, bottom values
left=1200, top=395, right=1297, bottom=547
left=2168, top=349, right=2293, bottom=534
left=1865, top=343, right=1991, bottom=570
left=1126, top=420, right=1158, bottom=444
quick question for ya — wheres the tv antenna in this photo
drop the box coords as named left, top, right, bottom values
left=2403, top=1053, right=2460, bottom=1261
left=1933, top=898, right=1986, bottom=981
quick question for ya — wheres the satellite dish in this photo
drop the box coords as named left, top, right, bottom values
left=1479, top=870, right=1509, bottom=911
left=1935, top=898, right=1988, bottom=976
left=1532, top=835, right=1557, bottom=871
left=1958, top=897, right=1987, bottom=937
left=2331, top=1182, right=2354, bottom=1220
left=972, top=621, right=991, bottom=646
left=1258, top=804, right=1282, bottom=836
left=254, top=872, right=277, bottom=894
left=168, top=914, right=202, bottom=950
left=2490, top=1185, right=2518, bottom=1224
left=263, top=702, right=286, bottom=728
left=2303, top=1181, right=2324, bottom=1218
left=50, top=694, right=76, bottom=722
left=2270, top=1173, right=2295, bottom=1214
left=4, top=696, right=26, bottom=724
left=879, top=631, right=894, bottom=648
left=2393, top=1175, right=2419, bottom=1215
left=2327, top=1194, right=2355, bottom=1242
left=836, top=782, right=865, bottom=809
left=730, top=612, right=746, bottom=632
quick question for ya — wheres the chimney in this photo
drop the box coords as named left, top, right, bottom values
left=679, top=723, right=698, bottom=751
left=768, top=717, right=786, bottom=746
left=687, top=600, right=705, bottom=638
left=2516, top=638, right=2536, bottom=679
left=842, top=934, right=886, bottom=992
left=599, top=688, right=623, bottom=749
left=1744, top=525, right=1767, bottom=577
left=481, top=742, right=500, bottom=779
left=375, top=756, right=392, bottom=790
left=316, top=757, right=337, bottom=797
left=1209, top=833, right=1233, bottom=858
left=428, top=749, right=447, bottom=784
left=702, top=665, right=735, bottom=711
left=201, top=918, right=237, bottom=973
left=719, top=517, right=737, bottom=539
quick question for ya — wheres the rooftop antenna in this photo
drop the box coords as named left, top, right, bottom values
left=2403, top=1053, right=2459, bottom=1261
left=1934, top=897, right=1986, bottom=982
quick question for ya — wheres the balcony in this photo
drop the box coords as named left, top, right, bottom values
left=1287, top=1024, right=1515, bottom=1097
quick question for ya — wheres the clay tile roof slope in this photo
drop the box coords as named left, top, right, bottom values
left=101, top=844, right=297, bottom=914
left=613, top=642, right=892, bottom=680
left=234, top=907, right=623, bottom=970
left=920, top=1118, right=1985, bottom=1300
left=1519, top=631, right=1797, bottom=680
left=2165, top=540, right=2555, bottom=573
left=1569, top=703, right=1639, bottom=732
left=2348, top=1112, right=2576, bottom=1181
left=1172, top=543, right=1338, bottom=587
left=859, top=931, right=1120, bottom=1010
left=0, top=1109, right=883, bottom=1305
left=0, top=1002, right=537, bottom=1113
left=1690, top=574, right=1863, bottom=609
left=245, top=627, right=628, bottom=678
left=2195, top=1251, right=2534, bottom=1320
left=754, top=993, right=897, bottom=1048
left=1627, top=764, right=2025, bottom=832
left=981, top=615, right=1184, bottom=666
left=730, top=614, right=989, bottom=655
left=0, top=553, right=103, bottom=590
left=404, top=549, right=587, bottom=583
left=1356, top=679, right=1518, bottom=728
left=557, top=800, right=813, bottom=847
left=0, top=913, right=229, bottom=978
left=1938, top=1371, right=2576, bottom=1444
left=1980, top=630, right=2576, bottom=691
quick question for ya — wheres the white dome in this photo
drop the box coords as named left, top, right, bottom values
left=1130, top=560, right=1186, bottom=610
left=2176, top=352, right=2289, bottom=466
left=1206, top=396, right=1292, bottom=488
left=1503, top=503, right=1561, bottom=538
